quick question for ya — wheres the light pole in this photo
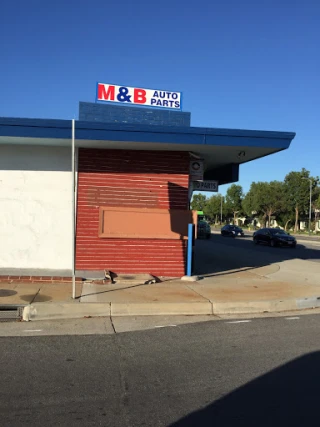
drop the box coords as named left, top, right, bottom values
left=302, top=178, right=312, bottom=236
left=220, top=195, right=223, bottom=224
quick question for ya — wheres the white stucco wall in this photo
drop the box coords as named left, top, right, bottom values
left=0, top=145, right=72, bottom=271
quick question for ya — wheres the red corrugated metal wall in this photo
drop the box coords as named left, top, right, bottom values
left=76, top=149, right=190, bottom=277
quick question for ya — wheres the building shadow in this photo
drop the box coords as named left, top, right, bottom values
left=167, top=182, right=193, bottom=276
left=193, top=234, right=320, bottom=276
left=170, top=351, right=320, bottom=427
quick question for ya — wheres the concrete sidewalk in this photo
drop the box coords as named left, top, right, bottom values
left=1, top=258, right=320, bottom=321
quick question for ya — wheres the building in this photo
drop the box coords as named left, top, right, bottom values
left=0, top=94, right=295, bottom=280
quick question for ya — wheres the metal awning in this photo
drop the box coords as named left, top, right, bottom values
left=0, top=117, right=295, bottom=182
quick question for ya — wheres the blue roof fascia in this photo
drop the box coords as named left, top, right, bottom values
left=0, top=117, right=295, bottom=150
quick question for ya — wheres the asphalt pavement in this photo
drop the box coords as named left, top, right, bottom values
left=195, top=232, right=320, bottom=276
left=2, top=313, right=320, bottom=426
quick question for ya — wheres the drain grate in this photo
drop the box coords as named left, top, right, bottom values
left=0, top=305, right=24, bottom=322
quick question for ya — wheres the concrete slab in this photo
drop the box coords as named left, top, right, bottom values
left=33, top=283, right=83, bottom=302
left=0, top=283, right=18, bottom=289
left=199, top=271, right=268, bottom=284
left=199, top=268, right=274, bottom=281
left=263, top=259, right=320, bottom=285
left=80, top=282, right=205, bottom=303
left=0, top=283, right=40, bottom=305
left=188, top=279, right=320, bottom=302
left=249, top=264, right=281, bottom=276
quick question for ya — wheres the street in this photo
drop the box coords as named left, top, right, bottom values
left=1, top=313, right=320, bottom=426
left=1, top=232, right=320, bottom=426
left=195, top=233, right=320, bottom=275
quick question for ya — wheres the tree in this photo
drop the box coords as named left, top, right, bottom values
left=255, top=181, right=285, bottom=226
left=204, top=194, right=223, bottom=223
left=225, top=184, right=243, bottom=224
left=242, top=191, right=254, bottom=218
left=313, top=186, right=320, bottom=230
left=191, top=194, right=207, bottom=211
left=242, top=181, right=285, bottom=227
left=284, top=168, right=317, bottom=232
left=277, top=211, right=295, bottom=231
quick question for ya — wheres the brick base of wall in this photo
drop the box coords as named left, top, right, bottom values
left=0, top=275, right=84, bottom=284
left=0, top=276, right=115, bottom=285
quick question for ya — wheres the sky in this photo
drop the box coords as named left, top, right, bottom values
left=1, top=0, right=319, bottom=195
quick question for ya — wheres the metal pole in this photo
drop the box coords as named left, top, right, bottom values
left=220, top=196, right=223, bottom=224
left=71, top=119, right=76, bottom=299
left=309, top=179, right=312, bottom=236
left=187, top=224, right=193, bottom=276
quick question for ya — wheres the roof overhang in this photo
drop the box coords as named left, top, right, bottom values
left=0, top=117, right=295, bottom=183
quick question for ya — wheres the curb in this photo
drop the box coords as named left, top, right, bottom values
left=22, top=297, right=320, bottom=321
left=110, top=302, right=213, bottom=316
left=211, top=299, right=297, bottom=315
left=22, top=302, right=213, bottom=321
left=212, top=296, right=320, bottom=315
left=23, top=303, right=111, bottom=321
left=296, top=296, right=320, bottom=310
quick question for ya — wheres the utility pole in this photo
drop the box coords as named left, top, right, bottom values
left=302, top=178, right=312, bottom=236
left=309, top=179, right=312, bottom=236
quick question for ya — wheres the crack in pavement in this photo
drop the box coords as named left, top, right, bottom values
left=185, top=284, right=212, bottom=303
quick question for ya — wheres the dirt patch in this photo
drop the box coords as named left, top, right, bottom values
left=0, top=289, right=17, bottom=297
left=32, top=294, right=53, bottom=302
left=19, top=294, right=52, bottom=302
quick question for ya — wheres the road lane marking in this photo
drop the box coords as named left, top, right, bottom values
left=154, top=325, right=177, bottom=328
left=285, top=317, right=300, bottom=320
left=23, top=329, right=43, bottom=332
left=226, top=320, right=252, bottom=324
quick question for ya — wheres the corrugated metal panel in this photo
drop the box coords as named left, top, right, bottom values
left=79, top=102, right=191, bottom=127
left=76, top=149, right=189, bottom=277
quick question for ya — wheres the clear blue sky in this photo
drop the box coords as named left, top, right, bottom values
left=1, top=0, right=319, bottom=195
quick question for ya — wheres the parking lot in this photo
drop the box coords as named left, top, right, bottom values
left=194, top=232, right=320, bottom=276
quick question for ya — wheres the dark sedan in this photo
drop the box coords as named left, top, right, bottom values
left=197, top=220, right=211, bottom=239
left=253, top=228, right=296, bottom=248
left=221, top=224, right=245, bottom=237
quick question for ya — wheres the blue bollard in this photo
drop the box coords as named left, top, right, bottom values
left=187, top=223, right=193, bottom=276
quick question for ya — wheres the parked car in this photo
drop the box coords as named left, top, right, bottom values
left=221, top=224, right=244, bottom=237
left=253, top=228, right=296, bottom=248
left=197, top=220, right=211, bottom=239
